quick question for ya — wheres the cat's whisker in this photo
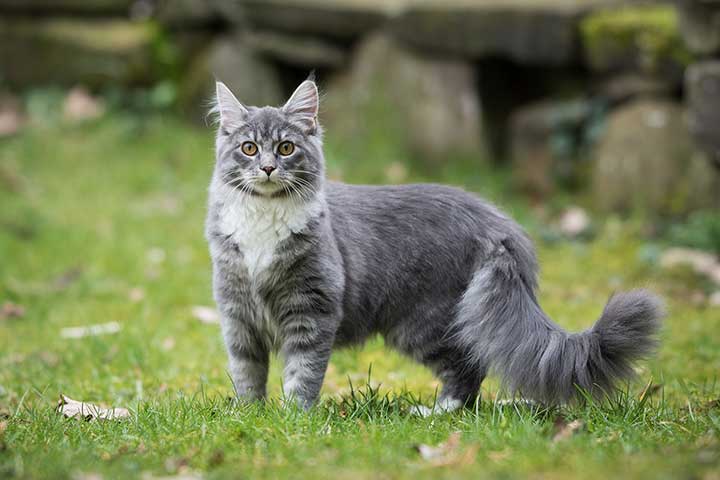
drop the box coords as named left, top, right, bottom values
left=287, top=169, right=321, bottom=177
left=289, top=177, right=316, bottom=195
left=222, top=178, right=246, bottom=202
left=287, top=184, right=306, bottom=205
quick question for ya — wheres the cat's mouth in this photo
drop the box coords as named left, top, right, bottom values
left=224, top=174, right=312, bottom=199
left=251, top=177, right=285, bottom=196
left=253, top=181, right=281, bottom=193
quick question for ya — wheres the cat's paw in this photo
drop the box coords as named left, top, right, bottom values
left=410, top=398, right=463, bottom=417
left=411, top=405, right=435, bottom=417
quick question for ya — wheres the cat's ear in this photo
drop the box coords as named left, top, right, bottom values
left=215, top=81, right=248, bottom=131
left=283, top=80, right=319, bottom=133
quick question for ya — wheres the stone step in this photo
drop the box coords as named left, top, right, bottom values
left=215, top=0, right=404, bottom=40
left=0, top=0, right=135, bottom=14
left=0, top=18, right=158, bottom=88
left=391, top=0, right=615, bottom=65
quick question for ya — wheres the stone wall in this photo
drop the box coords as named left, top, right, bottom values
left=1, top=0, right=718, bottom=213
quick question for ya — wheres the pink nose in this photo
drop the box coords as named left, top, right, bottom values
left=260, top=166, right=276, bottom=176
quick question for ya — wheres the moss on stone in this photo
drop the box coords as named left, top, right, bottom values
left=580, top=5, right=693, bottom=73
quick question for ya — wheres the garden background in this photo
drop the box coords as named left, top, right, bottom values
left=1, top=1, right=720, bottom=478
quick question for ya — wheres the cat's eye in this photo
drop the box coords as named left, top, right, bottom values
left=241, top=142, right=258, bottom=156
left=278, top=141, right=295, bottom=156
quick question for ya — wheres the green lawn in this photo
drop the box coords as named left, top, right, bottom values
left=1, top=114, right=719, bottom=479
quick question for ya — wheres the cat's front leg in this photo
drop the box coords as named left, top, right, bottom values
left=279, top=314, right=336, bottom=410
left=221, top=315, right=269, bottom=401
left=212, top=257, right=269, bottom=402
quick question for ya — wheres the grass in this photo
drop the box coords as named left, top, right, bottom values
left=0, top=113, right=719, bottom=479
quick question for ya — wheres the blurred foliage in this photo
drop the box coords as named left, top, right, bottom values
left=581, top=5, right=693, bottom=71
left=1, top=114, right=719, bottom=479
left=668, top=210, right=720, bottom=255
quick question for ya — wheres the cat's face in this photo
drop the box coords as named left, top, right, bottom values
left=213, top=80, right=324, bottom=199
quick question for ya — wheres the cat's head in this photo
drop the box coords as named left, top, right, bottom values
left=212, top=79, right=324, bottom=200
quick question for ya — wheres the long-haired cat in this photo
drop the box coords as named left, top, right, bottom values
left=205, top=79, right=663, bottom=413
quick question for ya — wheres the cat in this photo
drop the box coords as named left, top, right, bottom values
left=205, top=78, right=663, bottom=413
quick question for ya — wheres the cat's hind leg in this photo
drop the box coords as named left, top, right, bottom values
left=413, top=347, right=487, bottom=417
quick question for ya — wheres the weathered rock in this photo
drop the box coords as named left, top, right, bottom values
left=177, top=34, right=284, bottom=121
left=596, top=73, right=674, bottom=105
left=0, top=18, right=158, bottom=88
left=677, top=0, right=720, bottom=56
left=63, top=86, right=106, bottom=123
left=476, top=57, right=590, bottom=159
left=592, top=99, right=720, bottom=214
left=156, top=0, right=220, bottom=28
left=217, top=0, right=399, bottom=39
left=511, top=99, right=598, bottom=196
left=392, top=0, right=607, bottom=65
left=242, top=30, right=347, bottom=69
left=685, top=61, right=720, bottom=167
left=580, top=4, right=692, bottom=79
left=0, top=0, right=134, bottom=14
left=323, top=33, right=485, bottom=166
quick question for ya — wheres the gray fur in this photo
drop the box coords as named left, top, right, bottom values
left=206, top=79, right=663, bottom=410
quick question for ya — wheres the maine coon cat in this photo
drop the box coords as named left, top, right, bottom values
left=205, top=79, right=663, bottom=413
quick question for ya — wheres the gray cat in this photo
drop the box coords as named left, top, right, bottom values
left=205, top=79, right=663, bottom=414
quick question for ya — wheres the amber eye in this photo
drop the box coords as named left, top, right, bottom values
left=241, top=142, right=258, bottom=156
left=278, top=141, right=295, bottom=156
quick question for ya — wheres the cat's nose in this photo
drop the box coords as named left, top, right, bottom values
left=260, top=166, right=276, bottom=176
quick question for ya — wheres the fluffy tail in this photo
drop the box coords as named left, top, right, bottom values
left=453, top=243, right=664, bottom=404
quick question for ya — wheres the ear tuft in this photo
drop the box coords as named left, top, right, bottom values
left=283, top=80, right=319, bottom=132
left=214, top=81, right=248, bottom=130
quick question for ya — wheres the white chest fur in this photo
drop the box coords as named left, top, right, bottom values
left=214, top=183, right=323, bottom=278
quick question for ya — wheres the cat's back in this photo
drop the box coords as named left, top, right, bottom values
left=325, top=181, right=514, bottom=236
left=324, top=181, right=537, bottom=288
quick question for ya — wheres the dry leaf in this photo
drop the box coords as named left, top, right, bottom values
left=0, top=302, right=25, bottom=320
left=57, top=394, right=130, bottom=421
left=660, top=248, right=720, bottom=286
left=0, top=94, right=25, bottom=137
left=161, top=337, right=176, bottom=351
left=0, top=420, right=7, bottom=434
left=61, top=322, right=121, bottom=339
left=192, top=306, right=219, bottom=324
left=416, top=431, right=476, bottom=467
left=0, top=109, right=23, bottom=137
left=552, top=418, right=584, bottom=443
left=557, top=206, right=591, bottom=237
left=417, top=432, right=460, bottom=461
left=63, top=86, right=105, bottom=122
left=639, top=381, right=663, bottom=401
left=129, top=287, right=146, bottom=303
